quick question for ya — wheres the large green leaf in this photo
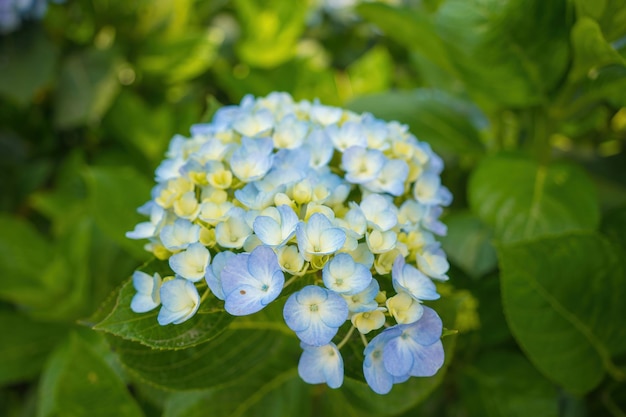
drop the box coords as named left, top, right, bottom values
left=103, top=91, right=174, bottom=163
left=434, top=0, right=570, bottom=107
left=109, top=328, right=293, bottom=391
left=84, top=165, right=152, bottom=260
left=499, top=233, right=626, bottom=393
left=136, top=31, right=218, bottom=83
left=92, top=276, right=233, bottom=350
left=0, top=28, right=57, bottom=105
left=163, top=370, right=308, bottom=417
left=468, top=154, right=600, bottom=244
left=0, top=312, right=67, bottom=385
left=460, top=351, right=558, bottom=417
left=37, top=332, right=144, bottom=417
left=53, top=49, right=120, bottom=128
left=601, top=205, right=626, bottom=251
left=347, top=89, right=485, bottom=156
left=440, top=211, right=497, bottom=278
left=568, top=17, right=625, bottom=83
left=574, top=0, right=626, bottom=41
left=0, top=214, right=61, bottom=309
left=161, top=334, right=456, bottom=417
left=356, top=3, right=457, bottom=76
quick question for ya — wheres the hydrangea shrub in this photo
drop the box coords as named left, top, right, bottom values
left=126, top=92, right=452, bottom=394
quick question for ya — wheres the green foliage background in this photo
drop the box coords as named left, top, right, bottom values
left=1, top=0, right=626, bottom=416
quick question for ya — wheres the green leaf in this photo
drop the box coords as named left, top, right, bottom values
left=136, top=32, right=218, bottom=83
left=601, top=205, right=626, bottom=252
left=0, top=312, right=67, bottom=385
left=0, top=214, right=60, bottom=308
left=163, top=371, right=308, bottom=417
left=434, top=0, right=571, bottom=107
left=356, top=3, right=457, bottom=76
left=109, top=328, right=293, bottom=390
left=38, top=332, right=144, bottom=417
left=460, top=351, right=558, bottom=417
left=347, top=89, right=485, bottom=156
left=499, top=233, right=626, bottom=393
left=29, top=151, right=88, bottom=237
left=568, top=17, right=625, bottom=83
left=84, top=165, right=152, bottom=260
left=234, top=0, right=307, bottom=68
left=163, top=360, right=309, bottom=417
left=347, top=46, right=393, bottom=97
left=468, top=154, right=600, bottom=244
left=103, top=90, right=174, bottom=163
left=0, top=28, right=57, bottom=105
left=574, top=0, right=626, bottom=41
left=471, top=275, right=512, bottom=347
left=440, top=211, right=497, bottom=278
left=54, top=49, right=120, bottom=128
left=93, top=276, right=233, bottom=350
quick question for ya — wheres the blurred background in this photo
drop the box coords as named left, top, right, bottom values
left=1, top=0, right=626, bottom=416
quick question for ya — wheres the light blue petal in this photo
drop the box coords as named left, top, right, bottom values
left=157, top=306, right=188, bottom=326
left=283, top=292, right=312, bottom=332
left=298, top=343, right=344, bottom=389
left=131, top=293, right=159, bottom=313
left=260, top=270, right=284, bottom=306
left=126, top=222, right=156, bottom=240
left=404, top=306, right=443, bottom=346
left=319, top=228, right=346, bottom=254
left=296, top=316, right=339, bottom=346
left=220, top=253, right=253, bottom=295
left=204, top=251, right=235, bottom=300
left=253, top=216, right=281, bottom=246
left=363, top=332, right=396, bottom=395
left=224, top=284, right=267, bottom=316
left=318, top=291, right=349, bottom=328
left=247, top=246, right=283, bottom=283
left=277, top=205, right=299, bottom=240
left=295, top=221, right=310, bottom=256
left=408, top=340, right=444, bottom=377
left=382, top=330, right=417, bottom=377
left=132, top=270, right=154, bottom=294
left=392, top=258, right=439, bottom=302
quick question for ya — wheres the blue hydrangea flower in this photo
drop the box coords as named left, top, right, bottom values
left=391, top=255, right=440, bottom=303
left=298, top=342, right=344, bottom=389
left=130, top=271, right=162, bottom=313
left=363, top=328, right=409, bottom=395
left=342, top=146, right=386, bottom=184
left=296, top=213, right=346, bottom=261
left=221, top=245, right=284, bottom=315
left=204, top=250, right=235, bottom=300
left=363, top=306, right=444, bottom=394
left=229, top=136, right=274, bottom=182
left=342, top=278, right=380, bottom=313
left=283, top=285, right=349, bottom=346
left=169, top=242, right=211, bottom=282
left=322, top=253, right=372, bottom=295
left=253, top=205, right=299, bottom=247
left=160, top=218, right=200, bottom=251
left=382, top=307, right=444, bottom=378
left=127, top=92, right=453, bottom=393
left=158, top=278, right=201, bottom=325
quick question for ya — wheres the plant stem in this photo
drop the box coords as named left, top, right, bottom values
left=337, top=325, right=356, bottom=349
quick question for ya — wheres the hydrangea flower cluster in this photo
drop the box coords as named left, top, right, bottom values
left=127, top=92, right=452, bottom=394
